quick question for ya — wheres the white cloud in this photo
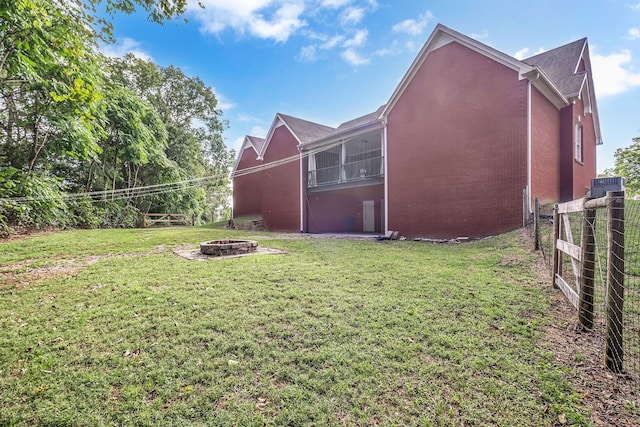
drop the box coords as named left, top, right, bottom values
left=341, top=48, right=369, bottom=66
left=513, top=47, right=529, bottom=60
left=340, top=7, right=365, bottom=25
left=343, top=29, right=368, bottom=48
left=249, top=125, right=268, bottom=136
left=101, top=37, right=152, bottom=61
left=470, top=29, right=488, bottom=40
left=321, top=35, right=345, bottom=49
left=192, top=0, right=306, bottom=42
left=232, top=136, right=246, bottom=152
left=298, top=45, right=318, bottom=62
left=321, top=0, right=351, bottom=7
left=392, top=10, right=432, bottom=36
left=405, top=40, right=417, bottom=51
left=591, top=49, right=640, bottom=97
left=626, top=27, right=640, bottom=40
left=236, top=113, right=263, bottom=123
left=233, top=125, right=268, bottom=151
left=628, top=2, right=640, bottom=10
left=213, top=89, right=236, bottom=111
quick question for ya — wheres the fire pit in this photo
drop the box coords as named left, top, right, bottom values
left=200, top=239, right=258, bottom=256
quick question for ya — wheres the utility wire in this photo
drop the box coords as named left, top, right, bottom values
left=0, top=139, right=345, bottom=204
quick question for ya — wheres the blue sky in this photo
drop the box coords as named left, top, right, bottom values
left=101, top=0, right=640, bottom=173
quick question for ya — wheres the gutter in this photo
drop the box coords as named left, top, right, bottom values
left=299, top=119, right=385, bottom=152
left=526, top=71, right=540, bottom=216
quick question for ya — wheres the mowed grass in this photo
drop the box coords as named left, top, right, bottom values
left=0, top=226, right=588, bottom=426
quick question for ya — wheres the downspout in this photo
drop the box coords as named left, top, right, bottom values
left=383, top=119, right=389, bottom=234
left=299, top=150, right=304, bottom=233
left=526, top=72, right=539, bottom=219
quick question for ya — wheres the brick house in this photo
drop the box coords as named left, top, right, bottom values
left=231, top=24, right=601, bottom=239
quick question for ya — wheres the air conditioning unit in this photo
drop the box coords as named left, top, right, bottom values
left=590, top=177, right=625, bottom=198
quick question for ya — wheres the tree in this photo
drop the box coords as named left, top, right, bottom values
left=0, top=0, right=105, bottom=172
left=613, top=137, right=640, bottom=196
left=106, top=55, right=233, bottom=218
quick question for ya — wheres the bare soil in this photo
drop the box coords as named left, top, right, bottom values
left=526, top=230, right=640, bottom=426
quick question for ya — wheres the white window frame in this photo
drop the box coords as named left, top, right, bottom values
left=575, top=123, right=583, bottom=163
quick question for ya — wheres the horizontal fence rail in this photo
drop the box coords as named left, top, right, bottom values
left=533, top=191, right=639, bottom=409
left=142, top=213, right=195, bottom=228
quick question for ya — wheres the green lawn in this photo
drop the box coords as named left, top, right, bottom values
left=0, top=226, right=588, bottom=426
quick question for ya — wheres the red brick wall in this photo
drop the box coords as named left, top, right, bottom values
left=232, top=147, right=263, bottom=218
left=572, top=99, right=597, bottom=198
left=531, top=86, right=561, bottom=204
left=386, top=41, right=528, bottom=239
left=260, top=125, right=301, bottom=231
left=559, top=99, right=597, bottom=201
left=306, top=184, right=384, bottom=233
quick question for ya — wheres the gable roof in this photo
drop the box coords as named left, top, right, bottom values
left=246, top=135, right=266, bottom=153
left=337, top=105, right=386, bottom=132
left=380, top=23, right=573, bottom=117
left=258, top=113, right=335, bottom=159
left=230, top=135, right=266, bottom=177
left=279, top=114, right=336, bottom=143
left=524, top=38, right=601, bottom=144
left=523, top=38, right=587, bottom=98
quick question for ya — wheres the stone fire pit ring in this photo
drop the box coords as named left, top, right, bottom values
left=200, top=239, right=258, bottom=256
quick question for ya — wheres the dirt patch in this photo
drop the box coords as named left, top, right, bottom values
left=0, top=256, right=104, bottom=289
left=524, top=230, right=640, bottom=426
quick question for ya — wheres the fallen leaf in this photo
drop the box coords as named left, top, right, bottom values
left=558, top=413, right=567, bottom=424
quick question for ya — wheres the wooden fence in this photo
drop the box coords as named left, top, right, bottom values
left=549, top=191, right=625, bottom=373
left=142, top=213, right=195, bottom=228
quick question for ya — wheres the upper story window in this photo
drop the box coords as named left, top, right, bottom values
left=575, top=123, right=583, bottom=163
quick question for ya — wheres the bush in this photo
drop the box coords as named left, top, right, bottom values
left=0, top=168, right=70, bottom=232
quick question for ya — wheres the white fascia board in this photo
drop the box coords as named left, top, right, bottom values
left=258, top=114, right=303, bottom=160
left=573, top=41, right=588, bottom=74
left=524, top=67, right=569, bottom=109
left=230, top=137, right=260, bottom=178
left=299, top=120, right=384, bottom=152
left=380, top=23, right=536, bottom=120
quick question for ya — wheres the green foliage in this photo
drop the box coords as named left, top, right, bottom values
left=0, top=168, right=70, bottom=233
left=0, top=0, right=233, bottom=232
left=613, top=137, right=640, bottom=196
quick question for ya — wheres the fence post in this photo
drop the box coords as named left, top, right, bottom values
left=579, top=202, right=596, bottom=329
left=143, top=214, right=147, bottom=228
left=605, top=190, right=625, bottom=373
left=534, top=198, right=540, bottom=251
left=552, top=205, right=560, bottom=288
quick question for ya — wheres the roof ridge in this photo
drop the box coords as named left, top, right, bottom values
left=523, top=37, right=586, bottom=61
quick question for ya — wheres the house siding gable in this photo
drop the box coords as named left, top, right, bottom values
left=233, top=146, right=263, bottom=218
left=386, top=41, right=528, bottom=238
left=531, top=86, right=561, bottom=204
left=260, top=125, right=301, bottom=231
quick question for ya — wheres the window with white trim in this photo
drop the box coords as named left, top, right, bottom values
left=575, top=123, right=583, bottom=163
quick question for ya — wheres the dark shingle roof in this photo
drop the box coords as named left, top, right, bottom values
left=337, top=105, right=386, bottom=131
left=523, top=38, right=587, bottom=98
left=247, top=136, right=265, bottom=153
left=279, top=114, right=336, bottom=143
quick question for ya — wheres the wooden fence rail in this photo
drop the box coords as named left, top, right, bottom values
left=551, top=191, right=625, bottom=373
left=142, top=213, right=195, bottom=228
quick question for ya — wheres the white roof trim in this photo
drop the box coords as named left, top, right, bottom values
left=573, top=41, right=588, bottom=74
left=525, top=67, right=570, bottom=109
left=257, top=114, right=303, bottom=160
left=380, top=24, right=536, bottom=119
left=230, top=136, right=261, bottom=178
